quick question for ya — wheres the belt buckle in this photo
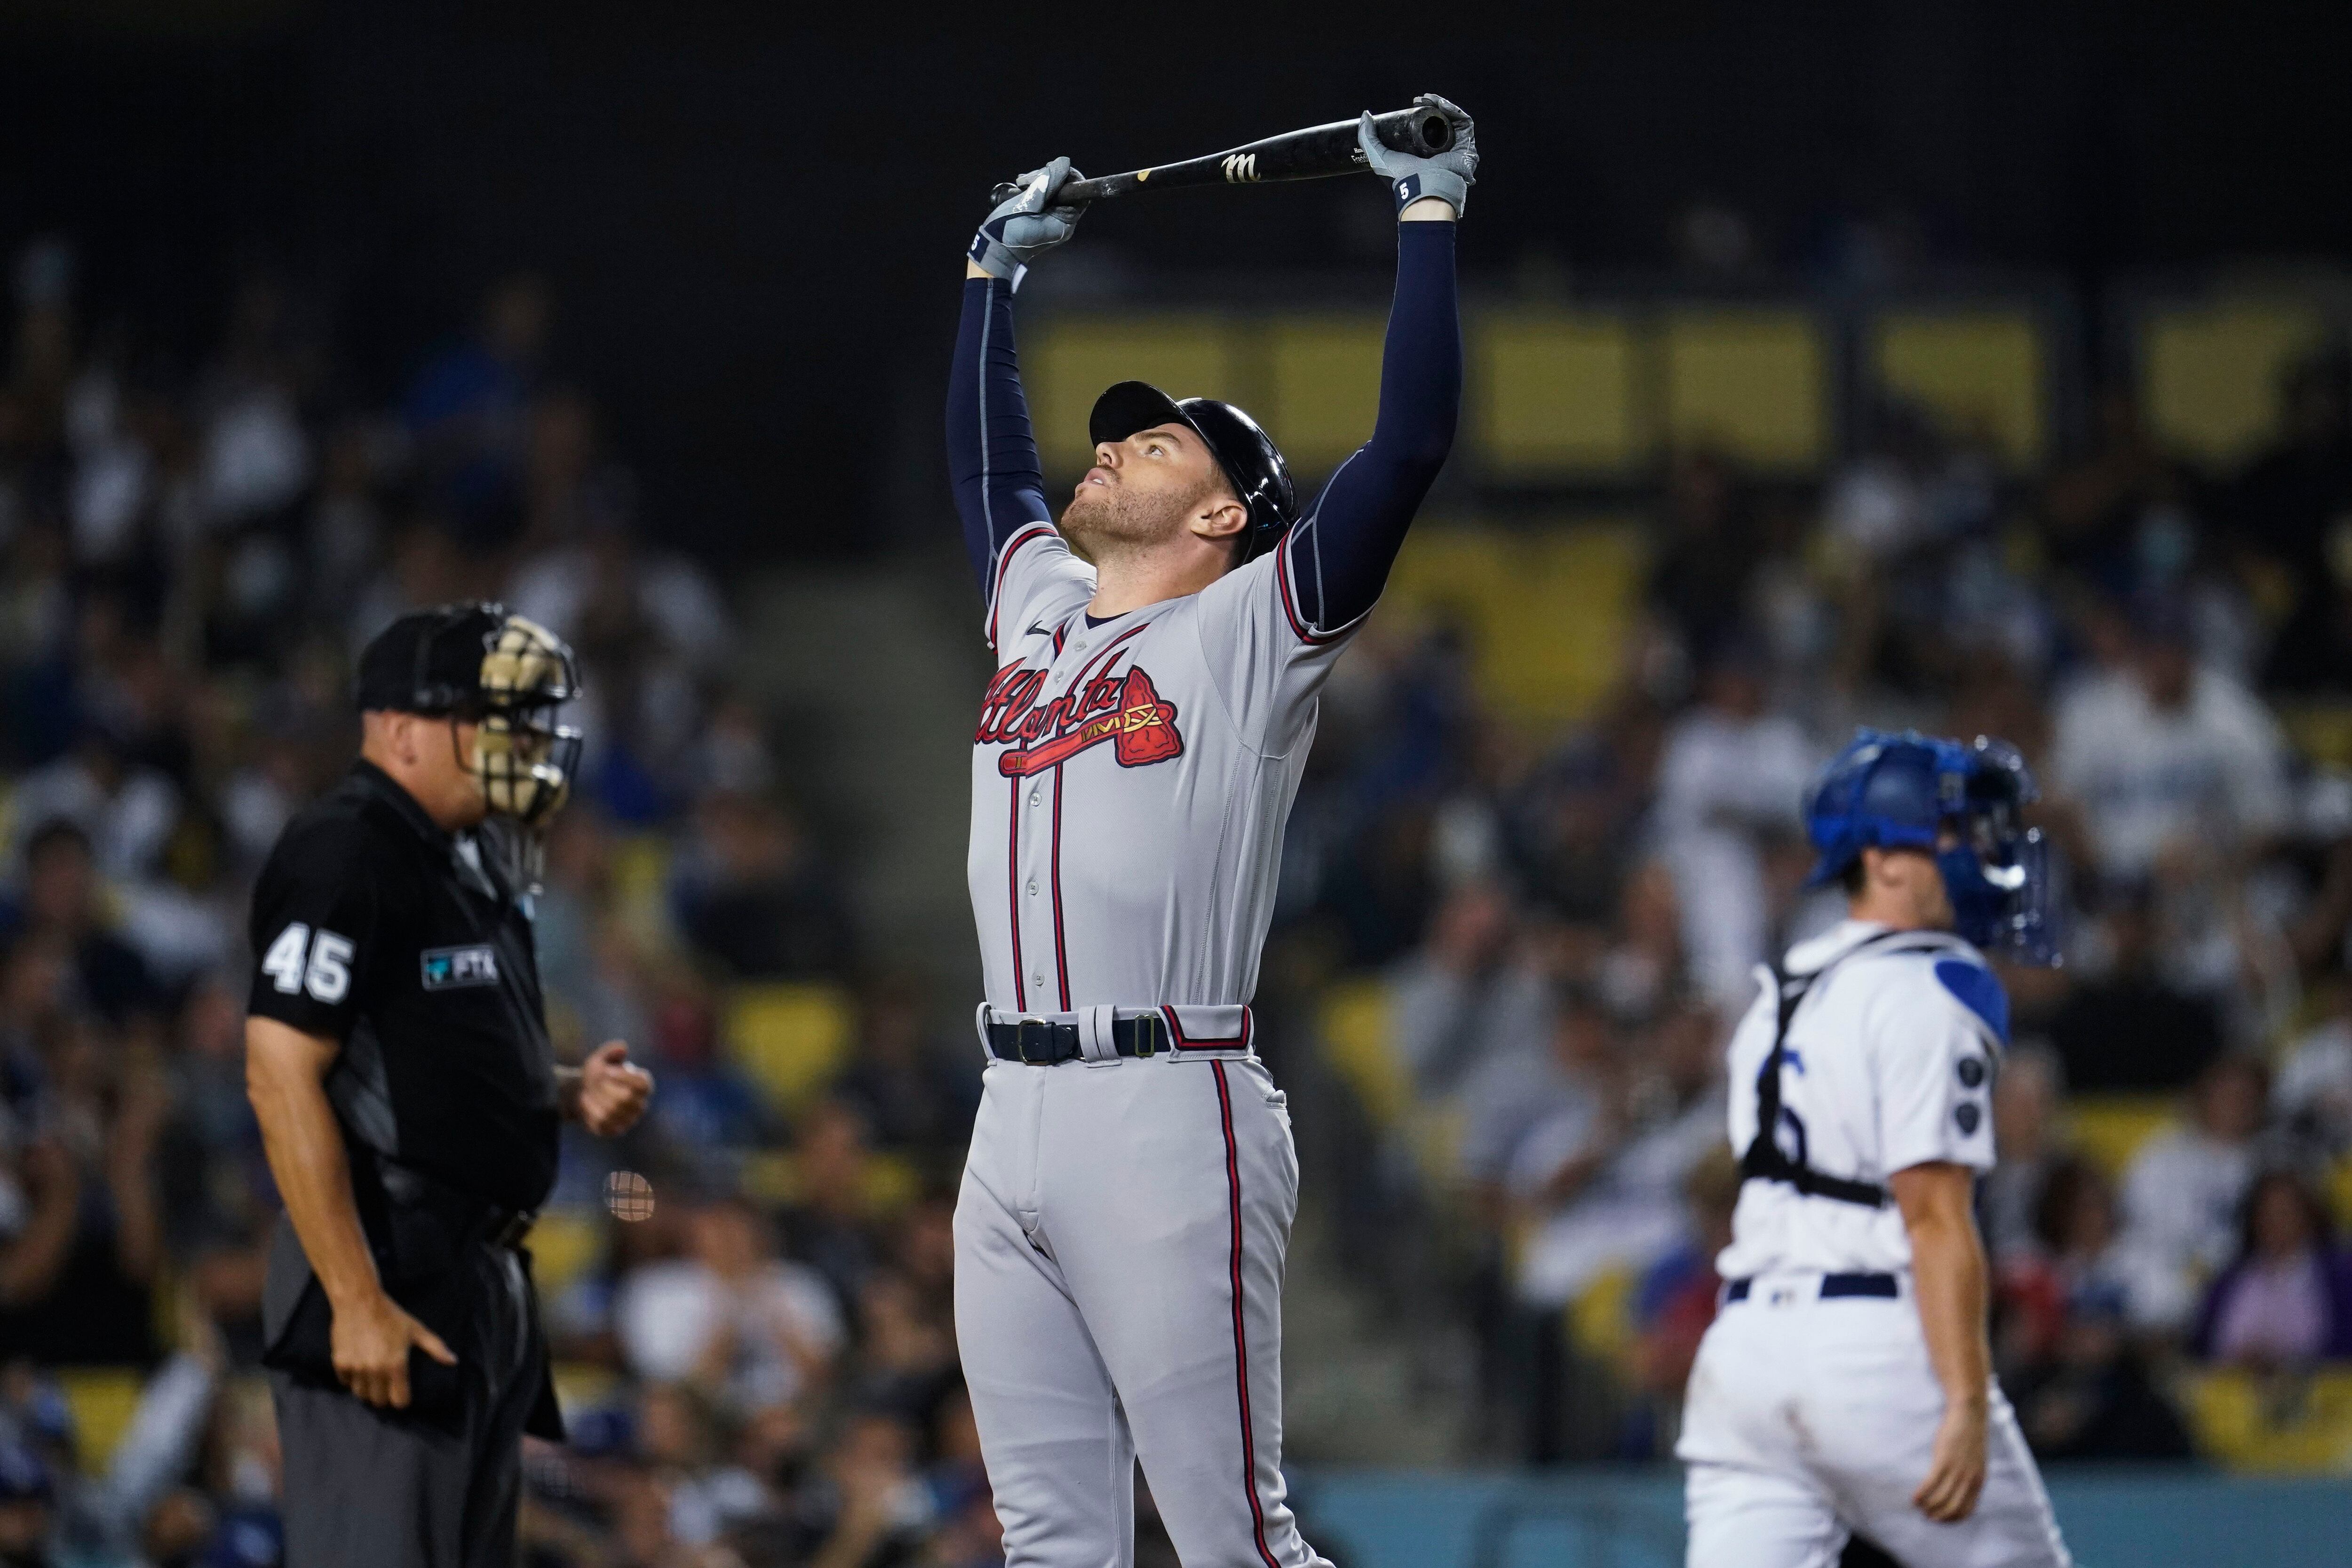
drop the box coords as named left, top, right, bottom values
left=1015, top=1017, right=1055, bottom=1064
left=1129, top=1011, right=1161, bottom=1057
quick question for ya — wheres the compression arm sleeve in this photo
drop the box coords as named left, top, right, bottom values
left=1280, top=221, right=1461, bottom=632
left=946, top=276, right=1052, bottom=596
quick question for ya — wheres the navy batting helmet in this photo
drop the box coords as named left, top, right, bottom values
left=1089, top=381, right=1299, bottom=562
left=1804, top=727, right=2058, bottom=963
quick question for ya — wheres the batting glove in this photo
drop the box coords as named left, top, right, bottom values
left=969, top=156, right=1089, bottom=287
left=1358, top=94, right=1478, bottom=217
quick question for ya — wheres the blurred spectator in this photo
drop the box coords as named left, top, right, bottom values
left=834, top=981, right=980, bottom=1153
left=2239, top=347, right=2352, bottom=694
left=1511, top=996, right=1725, bottom=1309
left=2049, top=592, right=2289, bottom=889
left=7, top=724, right=178, bottom=885
left=1652, top=643, right=1816, bottom=1007
left=615, top=1194, right=846, bottom=1414
left=1999, top=1158, right=2171, bottom=1363
left=1626, top=1148, right=1743, bottom=1449
left=1982, top=1043, right=2066, bottom=1264
left=2192, top=1168, right=2352, bottom=1366
left=1458, top=982, right=1609, bottom=1214
left=1385, top=880, right=1549, bottom=1096
left=403, top=272, right=550, bottom=552
left=672, top=790, right=853, bottom=980
left=2007, top=1280, right=2195, bottom=1462
left=778, top=1103, right=885, bottom=1316
left=0, top=820, right=160, bottom=1028
left=2116, top=1055, right=2271, bottom=1334
left=2273, top=974, right=2352, bottom=1155
left=2045, top=881, right=2225, bottom=1091
left=1645, top=451, right=1756, bottom=658
left=2042, top=387, right=2198, bottom=596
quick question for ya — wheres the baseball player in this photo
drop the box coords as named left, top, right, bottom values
left=1678, top=730, right=2072, bottom=1568
left=942, top=98, right=1474, bottom=1566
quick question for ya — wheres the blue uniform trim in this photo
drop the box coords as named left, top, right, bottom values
left=1934, top=957, right=2010, bottom=1046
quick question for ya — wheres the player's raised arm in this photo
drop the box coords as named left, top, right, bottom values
left=1279, top=95, right=1474, bottom=635
left=946, top=159, right=1089, bottom=596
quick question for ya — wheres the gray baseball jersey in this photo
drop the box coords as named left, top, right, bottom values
left=969, top=522, right=1351, bottom=1016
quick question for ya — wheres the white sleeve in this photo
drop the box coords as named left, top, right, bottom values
left=1868, top=967, right=2000, bottom=1176
left=983, top=524, right=1095, bottom=651
left=1190, top=546, right=1364, bottom=755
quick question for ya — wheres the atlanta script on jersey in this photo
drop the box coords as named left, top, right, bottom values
left=968, top=522, right=1355, bottom=1015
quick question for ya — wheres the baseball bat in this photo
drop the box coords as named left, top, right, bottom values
left=992, top=104, right=1456, bottom=207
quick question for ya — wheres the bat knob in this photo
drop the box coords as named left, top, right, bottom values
left=991, top=182, right=1021, bottom=205
left=1411, top=111, right=1455, bottom=157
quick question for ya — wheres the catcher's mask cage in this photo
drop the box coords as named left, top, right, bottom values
left=401, top=603, right=584, bottom=835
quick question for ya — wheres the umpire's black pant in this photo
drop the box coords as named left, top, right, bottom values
left=266, top=1221, right=543, bottom=1568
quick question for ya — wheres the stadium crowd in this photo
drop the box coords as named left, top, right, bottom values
left=1267, top=346, right=2352, bottom=1462
left=0, top=242, right=1004, bottom=1568
left=5, top=221, right=2352, bottom=1566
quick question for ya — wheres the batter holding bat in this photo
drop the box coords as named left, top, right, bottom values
left=945, top=96, right=1474, bottom=1566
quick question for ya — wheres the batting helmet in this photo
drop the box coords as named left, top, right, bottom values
left=1089, top=381, right=1299, bottom=562
left=355, top=602, right=583, bottom=828
left=1803, top=727, right=2058, bottom=963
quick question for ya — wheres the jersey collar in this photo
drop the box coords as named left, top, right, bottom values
left=1783, top=917, right=1972, bottom=977
left=348, top=758, right=453, bottom=850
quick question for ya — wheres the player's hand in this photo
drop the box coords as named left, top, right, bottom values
left=330, top=1288, right=457, bottom=1409
left=969, top=156, right=1089, bottom=282
left=574, top=1040, right=655, bottom=1138
left=1358, top=93, right=1478, bottom=217
left=1913, top=1396, right=1989, bottom=1522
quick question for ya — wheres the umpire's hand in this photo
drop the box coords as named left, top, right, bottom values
left=569, top=1040, right=655, bottom=1137
left=332, top=1288, right=457, bottom=1409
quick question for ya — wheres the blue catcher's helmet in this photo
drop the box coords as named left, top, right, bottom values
left=1803, top=728, right=2059, bottom=964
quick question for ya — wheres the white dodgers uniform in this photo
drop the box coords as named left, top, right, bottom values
left=945, top=221, right=1459, bottom=1567
left=1677, top=920, right=2071, bottom=1568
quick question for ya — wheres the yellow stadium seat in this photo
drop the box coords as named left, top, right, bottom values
left=1568, top=1262, right=1641, bottom=1377
left=1023, top=313, right=1246, bottom=476
left=2328, top=1158, right=2352, bottom=1235
left=608, top=833, right=674, bottom=949
left=733, top=1147, right=922, bottom=1216
left=1267, top=315, right=1388, bottom=472
left=56, top=1367, right=144, bottom=1473
left=525, top=1207, right=606, bottom=1297
left=1320, top=978, right=1407, bottom=1129
left=2279, top=702, right=2352, bottom=771
left=1871, top=310, right=2047, bottom=469
left=2141, top=300, right=2330, bottom=467
left=2065, top=1096, right=2178, bottom=1179
left=2180, top=1368, right=2352, bottom=1472
left=552, top=1362, right=622, bottom=1420
left=724, top=982, right=855, bottom=1118
left=1381, top=521, right=1647, bottom=728
left=1661, top=308, right=1829, bottom=472
left=1473, top=310, right=1650, bottom=478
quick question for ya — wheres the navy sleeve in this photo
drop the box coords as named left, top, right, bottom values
left=946, top=276, right=1053, bottom=597
left=1282, top=222, right=1461, bottom=632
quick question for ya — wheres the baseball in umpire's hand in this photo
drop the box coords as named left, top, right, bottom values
left=572, top=1040, right=655, bottom=1137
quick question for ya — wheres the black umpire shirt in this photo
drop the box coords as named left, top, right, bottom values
left=246, top=758, right=560, bottom=1214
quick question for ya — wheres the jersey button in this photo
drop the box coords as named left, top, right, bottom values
left=1029, top=790, right=1040, bottom=807
left=1026, top=880, right=1038, bottom=895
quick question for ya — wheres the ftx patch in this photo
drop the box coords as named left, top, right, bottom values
left=421, top=945, right=500, bottom=991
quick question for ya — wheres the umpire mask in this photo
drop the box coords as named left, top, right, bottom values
left=357, top=603, right=585, bottom=829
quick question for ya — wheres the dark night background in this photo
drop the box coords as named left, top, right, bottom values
left=4, top=0, right=2348, bottom=563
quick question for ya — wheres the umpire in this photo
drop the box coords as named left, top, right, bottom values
left=244, top=603, right=653, bottom=1567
